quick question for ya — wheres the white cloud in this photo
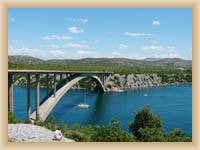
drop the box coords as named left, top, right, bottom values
left=8, top=47, right=65, bottom=59
left=112, top=51, right=120, bottom=56
left=78, top=18, right=88, bottom=23
left=69, top=18, right=88, bottom=23
left=142, top=45, right=164, bottom=51
left=76, top=50, right=97, bottom=55
left=152, top=41, right=159, bottom=45
left=43, top=35, right=73, bottom=40
left=141, top=44, right=184, bottom=59
left=68, top=27, right=84, bottom=34
left=8, top=46, right=99, bottom=60
left=153, top=52, right=183, bottom=59
left=167, top=46, right=177, bottom=53
left=50, top=44, right=61, bottom=49
left=124, top=32, right=152, bottom=37
left=152, top=20, right=160, bottom=26
left=119, top=44, right=128, bottom=49
left=168, top=52, right=182, bottom=58
left=142, top=44, right=179, bottom=52
left=63, top=43, right=88, bottom=49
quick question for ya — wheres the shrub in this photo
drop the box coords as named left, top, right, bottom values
left=35, top=115, right=45, bottom=127
left=23, top=119, right=32, bottom=124
left=165, top=128, right=191, bottom=142
left=8, top=112, right=18, bottom=124
left=64, top=130, right=89, bottom=142
left=44, top=115, right=56, bottom=131
left=129, top=106, right=163, bottom=139
left=58, top=121, right=68, bottom=133
left=91, top=119, right=136, bottom=142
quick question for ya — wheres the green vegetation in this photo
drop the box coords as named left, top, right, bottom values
left=8, top=56, right=192, bottom=87
left=129, top=106, right=163, bottom=140
left=8, top=106, right=191, bottom=142
left=129, top=106, right=191, bottom=142
left=164, top=128, right=191, bottom=142
left=8, top=112, right=32, bottom=124
left=8, top=55, right=192, bottom=75
left=90, top=119, right=136, bottom=142
left=8, top=112, right=18, bottom=124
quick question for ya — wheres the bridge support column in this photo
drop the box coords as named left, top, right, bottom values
left=27, top=74, right=31, bottom=120
left=46, top=74, right=49, bottom=95
left=60, top=74, right=62, bottom=81
left=35, top=74, right=40, bottom=119
left=8, top=74, right=14, bottom=113
left=54, top=74, right=57, bottom=97
left=103, top=75, right=106, bottom=86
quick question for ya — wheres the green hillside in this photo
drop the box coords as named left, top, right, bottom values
left=8, top=55, right=192, bottom=74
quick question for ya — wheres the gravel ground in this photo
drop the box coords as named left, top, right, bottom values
left=8, top=124, right=74, bottom=142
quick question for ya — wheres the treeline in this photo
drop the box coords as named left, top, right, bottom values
left=8, top=106, right=191, bottom=142
left=8, top=62, right=191, bottom=74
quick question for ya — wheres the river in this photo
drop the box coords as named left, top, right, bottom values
left=13, top=84, right=192, bottom=137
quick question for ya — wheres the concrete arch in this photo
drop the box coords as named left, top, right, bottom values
left=30, top=75, right=106, bottom=121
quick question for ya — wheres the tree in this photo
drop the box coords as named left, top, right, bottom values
left=129, top=106, right=163, bottom=140
left=138, top=127, right=165, bottom=142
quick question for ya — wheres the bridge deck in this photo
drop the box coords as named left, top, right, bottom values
left=30, top=75, right=105, bottom=121
left=8, top=69, right=113, bottom=74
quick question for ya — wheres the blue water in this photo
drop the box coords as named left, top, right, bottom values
left=13, top=84, right=192, bottom=137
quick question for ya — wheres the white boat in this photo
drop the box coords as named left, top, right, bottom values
left=144, top=94, right=148, bottom=97
left=78, top=103, right=89, bottom=108
left=78, top=91, right=90, bottom=109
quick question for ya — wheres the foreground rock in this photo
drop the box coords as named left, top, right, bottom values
left=8, top=124, right=74, bottom=142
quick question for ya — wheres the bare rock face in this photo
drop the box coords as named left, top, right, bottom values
left=105, top=73, right=162, bottom=92
left=8, top=124, right=74, bottom=142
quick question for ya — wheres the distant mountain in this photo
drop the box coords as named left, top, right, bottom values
left=147, top=58, right=192, bottom=69
left=8, top=55, right=192, bottom=72
left=9, top=55, right=44, bottom=65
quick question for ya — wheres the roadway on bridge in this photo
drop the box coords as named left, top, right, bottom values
left=30, top=75, right=105, bottom=121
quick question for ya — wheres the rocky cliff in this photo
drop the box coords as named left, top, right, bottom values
left=104, top=74, right=162, bottom=92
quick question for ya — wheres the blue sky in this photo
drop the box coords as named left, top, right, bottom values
left=8, top=8, right=192, bottom=60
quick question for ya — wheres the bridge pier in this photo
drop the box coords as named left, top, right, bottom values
left=8, top=74, right=14, bottom=113
left=35, top=74, right=40, bottom=119
left=103, top=75, right=106, bottom=86
left=54, top=74, right=57, bottom=97
left=60, top=74, right=62, bottom=80
left=27, top=74, right=31, bottom=120
left=46, top=74, right=49, bottom=95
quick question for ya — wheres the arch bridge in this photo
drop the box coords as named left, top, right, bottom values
left=8, top=70, right=112, bottom=121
